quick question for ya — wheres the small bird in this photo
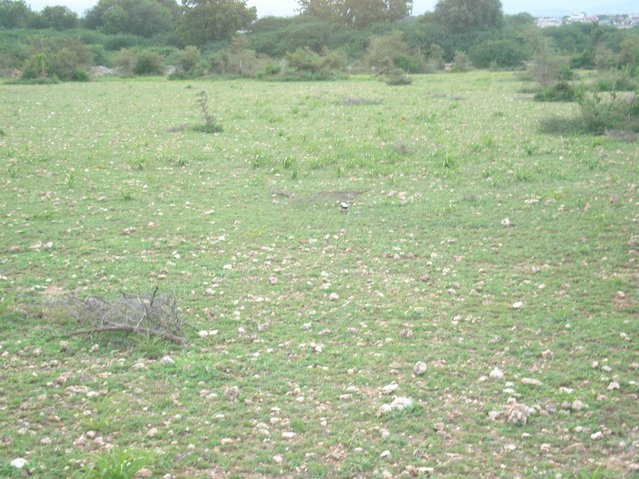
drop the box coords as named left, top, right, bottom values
left=339, top=202, right=349, bottom=212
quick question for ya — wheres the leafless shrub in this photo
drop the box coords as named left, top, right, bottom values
left=58, top=287, right=187, bottom=344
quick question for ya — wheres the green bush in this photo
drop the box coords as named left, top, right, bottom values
left=366, top=31, right=425, bottom=73
left=450, top=50, right=471, bottom=72
left=469, top=39, right=528, bottom=69
left=113, top=48, right=164, bottom=76
left=579, top=92, right=639, bottom=134
left=534, top=81, right=581, bottom=102
left=133, top=50, right=164, bottom=75
left=384, top=68, right=412, bottom=85
left=592, top=68, right=639, bottom=92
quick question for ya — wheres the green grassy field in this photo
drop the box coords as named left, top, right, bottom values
left=0, top=72, right=638, bottom=478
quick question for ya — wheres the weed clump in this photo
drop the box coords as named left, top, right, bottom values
left=193, top=90, right=223, bottom=133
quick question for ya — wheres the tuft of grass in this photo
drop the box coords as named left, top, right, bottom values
left=77, top=448, right=155, bottom=479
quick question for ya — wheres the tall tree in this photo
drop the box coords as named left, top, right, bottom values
left=33, top=6, right=79, bottom=30
left=432, top=0, right=503, bottom=33
left=83, top=0, right=178, bottom=38
left=297, top=0, right=412, bottom=29
left=0, top=0, right=35, bottom=28
left=177, top=0, right=257, bottom=46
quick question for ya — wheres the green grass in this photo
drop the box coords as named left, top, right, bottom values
left=0, top=72, right=638, bottom=478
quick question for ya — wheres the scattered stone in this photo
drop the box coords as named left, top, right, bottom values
left=160, top=356, right=175, bottom=366
left=8, top=246, right=22, bottom=253
left=571, top=399, right=587, bottom=411
left=224, top=386, right=239, bottom=402
left=616, top=291, right=626, bottom=300
left=590, top=431, right=603, bottom=440
left=501, top=218, right=511, bottom=226
left=381, top=383, right=399, bottom=394
left=607, top=381, right=620, bottom=391
left=10, top=458, right=28, bottom=469
left=282, top=432, right=296, bottom=439
left=131, top=362, right=146, bottom=371
left=147, top=427, right=158, bottom=437
left=433, top=423, right=445, bottom=432
left=273, top=455, right=283, bottom=464
left=541, top=350, right=554, bottom=359
left=521, top=378, right=543, bottom=386
left=135, top=468, right=153, bottom=478
left=417, top=467, right=435, bottom=475
left=489, top=398, right=533, bottom=426
left=268, top=277, right=278, bottom=285
left=512, top=301, right=524, bottom=309
left=380, top=450, right=392, bottom=460
left=413, top=361, right=427, bottom=376
left=490, top=368, right=505, bottom=379
left=376, top=397, right=414, bottom=417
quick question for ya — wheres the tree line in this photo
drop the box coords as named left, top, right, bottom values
left=0, top=0, right=638, bottom=82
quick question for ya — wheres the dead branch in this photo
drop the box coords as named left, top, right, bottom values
left=63, top=326, right=186, bottom=344
left=55, top=289, right=187, bottom=345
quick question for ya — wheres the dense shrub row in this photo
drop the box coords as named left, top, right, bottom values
left=0, top=0, right=638, bottom=83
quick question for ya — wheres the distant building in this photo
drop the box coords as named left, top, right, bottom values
left=565, top=12, right=599, bottom=24
left=535, top=17, right=561, bottom=28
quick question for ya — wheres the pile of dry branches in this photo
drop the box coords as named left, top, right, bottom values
left=59, top=287, right=187, bottom=344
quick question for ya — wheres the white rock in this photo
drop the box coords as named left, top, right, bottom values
left=198, top=330, right=209, bottom=338
left=413, top=361, right=427, bottom=376
left=490, top=368, right=505, bottom=379
left=513, top=301, right=524, bottom=309
left=571, top=399, right=587, bottom=411
left=607, top=381, right=620, bottom=391
left=501, top=218, right=511, bottom=226
left=281, top=432, right=296, bottom=439
left=381, top=383, right=399, bottom=394
left=10, top=458, right=28, bottom=469
left=521, top=378, right=542, bottom=386
left=161, top=356, right=175, bottom=365
left=591, top=431, right=604, bottom=440
left=273, top=455, right=283, bottom=464
left=380, top=450, right=392, bottom=460
left=417, top=467, right=435, bottom=474
left=376, top=396, right=414, bottom=416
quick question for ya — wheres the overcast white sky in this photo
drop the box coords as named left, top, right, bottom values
left=25, top=0, right=638, bottom=18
